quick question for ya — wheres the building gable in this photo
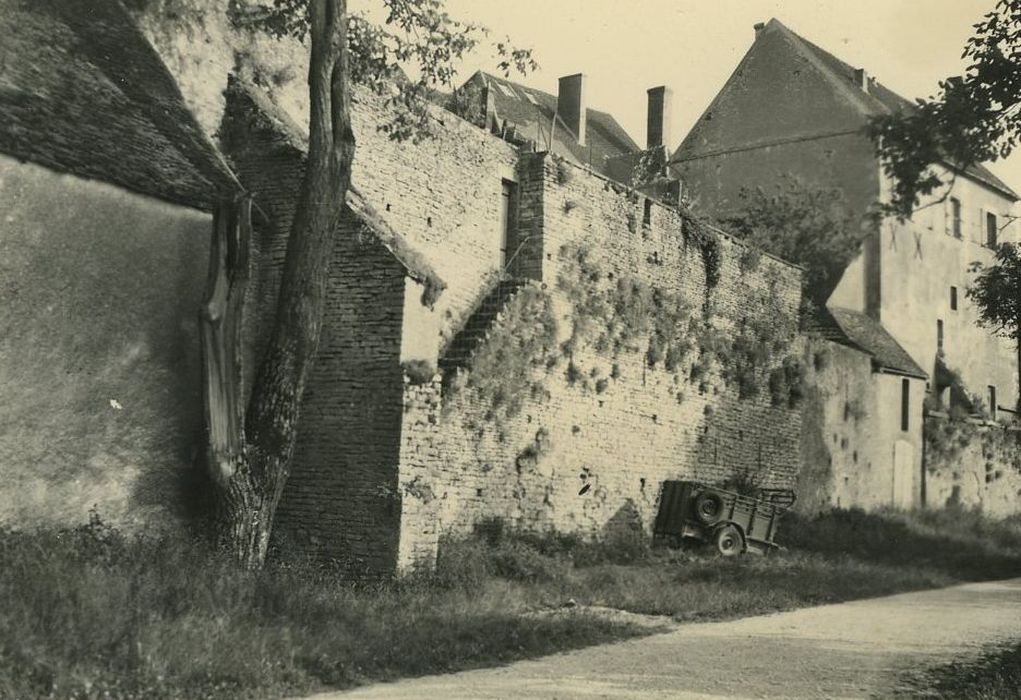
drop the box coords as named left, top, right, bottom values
left=0, top=0, right=238, bottom=211
left=674, top=20, right=871, bottom=166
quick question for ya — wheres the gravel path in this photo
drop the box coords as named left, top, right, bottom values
left=299, top=577, right=1021, bottom=699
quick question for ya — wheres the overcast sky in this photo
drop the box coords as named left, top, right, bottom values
left=429, top=0, right=1017, bottom=192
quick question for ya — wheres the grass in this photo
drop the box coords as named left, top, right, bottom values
left=895, top=642, right=1021, bottom=698
left=2, top=507, right=1020, bottom=699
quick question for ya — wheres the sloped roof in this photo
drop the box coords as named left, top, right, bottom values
left=223, top=78, right=445, bottom=303
left=809, top=306, right=927, bottom=379
left=460, top=71, right=639, bottom=179
left=0, top=0, right=240, bottom=211
left=767, top=19, right=1018, bottom=201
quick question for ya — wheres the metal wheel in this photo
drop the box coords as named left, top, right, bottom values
left=713, top=524, right=745, bottom=557
left=694, top=491, right=725, bottom=525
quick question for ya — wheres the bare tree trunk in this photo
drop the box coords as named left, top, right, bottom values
left=199, top=0, right=355, bottom=568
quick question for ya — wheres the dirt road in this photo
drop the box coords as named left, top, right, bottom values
left=301, top=578, right=1021, bottom=699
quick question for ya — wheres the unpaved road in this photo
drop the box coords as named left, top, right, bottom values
left=302, top=578, right=1021, bottom=699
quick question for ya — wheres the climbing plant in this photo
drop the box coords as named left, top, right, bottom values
left=556, top=242, right=801, bottom=405
left=447, top=284, right=558, bottom=437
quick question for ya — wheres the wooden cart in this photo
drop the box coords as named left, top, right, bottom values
left=653, top=480, right=795, bottom=556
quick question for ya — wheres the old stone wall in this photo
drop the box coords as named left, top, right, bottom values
left=924, top=414, right=1021, bottom=518
left=398, top=154, right=805, bottom=562
left=797, top=337, right=927, bottom=514
left=223, top=96, right=411, bottom=575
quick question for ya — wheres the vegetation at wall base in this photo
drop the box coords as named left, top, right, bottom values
left=894, top=641, right=1021, bottom=699
left=2, top=507, right=1020, bottom=699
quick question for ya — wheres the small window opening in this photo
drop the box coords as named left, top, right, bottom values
left=901, top=378, right=910, bottom=432
left=988, top=385, right=997, bottom=420
left=950, top=197, right=962, bottom=239
left=642, top=198, right=653, bottom=228
left=499, top=179, right=518, bottom=267
left=950, top=286, right=958, bottom=311
left=937, top=319, right=944, bottom=352
left=987, top=212, right=998, bottom=248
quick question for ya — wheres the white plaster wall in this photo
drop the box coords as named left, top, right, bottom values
left=0, top=154, right=210, bottom=530
left=880, top=169, right=1018, bottom=413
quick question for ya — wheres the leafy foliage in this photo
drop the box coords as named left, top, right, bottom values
left=968, top=242, right=1021, bottom=340
left=449, top=284, right=558, bottom=436
left=867, top=0, right=1021, bottom=217
left=556, top=242, right=800, bottom=404
left=717, top=175, right=862, bottom=304
left=228, top=0, right=536, bottom=142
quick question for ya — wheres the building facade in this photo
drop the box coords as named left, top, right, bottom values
left=0, top=0, right=239, bottom=530
left=673, top=18, right=1020, bottom=513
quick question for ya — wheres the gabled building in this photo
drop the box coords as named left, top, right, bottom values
left=455, top=71, right=641, bottom=180
left=0, top=0, right=241, bottom=529
left=674, top=18, right=1020, bottom=512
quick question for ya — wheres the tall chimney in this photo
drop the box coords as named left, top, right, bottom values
left=557, top=73, right=587, bottom=146
left=853, top=68, right=869, bottom=93
left=753, top=21, right=765, bottom=37
left=646, top=86, right=673, bottom=149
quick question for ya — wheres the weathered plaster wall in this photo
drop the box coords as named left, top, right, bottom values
left=396, top=155, right=805, bottom=570
left=673, top=21, right=880, bottom=223
left=0, top=154, right=209, bottom=530
left=924, top=415, right=1021, bottom=517
left=797, top=337, right=926, bottom=514
left=881, top=174, right=1018, bottom=412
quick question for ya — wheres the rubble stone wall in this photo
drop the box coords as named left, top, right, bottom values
left=397, top=155, right=805, bottom=569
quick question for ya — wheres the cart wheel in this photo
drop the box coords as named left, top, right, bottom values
left=713, top=525, right=745, bottom=557
left=694, top=491, right=725, bottom=525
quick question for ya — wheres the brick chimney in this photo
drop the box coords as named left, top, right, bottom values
left=646, top=86, right=673, bottom=149
left=753, top=21, right=765, bottom=37
left=557, top=73, right=587, bottom=146
left=853, top=68, right=869, bottom=93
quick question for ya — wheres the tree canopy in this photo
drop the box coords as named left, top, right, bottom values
left=968, top=242, right=1021, bottom=340
left=228, top=0, right=535, bottom=141
left=868, top=0, right=1021, bottom=218
left=716, top=175, right=863, bottom=305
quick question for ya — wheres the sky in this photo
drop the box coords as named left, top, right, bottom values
left=419, top=0, right=1017, bottom=192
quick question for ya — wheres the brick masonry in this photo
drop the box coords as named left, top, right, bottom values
left=224, top=84, right=805, bottom=575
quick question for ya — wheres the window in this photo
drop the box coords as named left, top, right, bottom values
left=937, top=319, right=944, bottom=351
left=950, top=197, right=962, bottom=239
left=642, top=198, right=652, bottom=228
left=495, top=82, right=517, bottom=98
left=901, top=378, right=910, bottom=432
left=987, top=212, right=998, bottom=248
left=988, top=385, right=997, bottom=420
left=498, top=179, right=518, bottom=267
left=950, top=286, right=958, bottom=311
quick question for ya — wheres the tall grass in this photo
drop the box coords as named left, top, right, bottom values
left=2, top=507, right=1020, bottom=699
left=0, top=518, right=636, bottom=700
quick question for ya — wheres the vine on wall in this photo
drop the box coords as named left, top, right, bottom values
left=447, top=284, right=558, bottom=437
left=556, top=242, right=802, bottom=405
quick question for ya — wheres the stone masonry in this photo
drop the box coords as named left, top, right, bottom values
left=224, top=81, right=805, bottom=575
left=397, top=153, right=805, bottom=571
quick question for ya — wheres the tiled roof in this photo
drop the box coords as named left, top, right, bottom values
left=809, top=306, right=927, bottom=379
left=460, top=71, right=639, bottom=179
left=0, top=0, right=240, bottom=211
left=771, top=19, right=1018, bottom=201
